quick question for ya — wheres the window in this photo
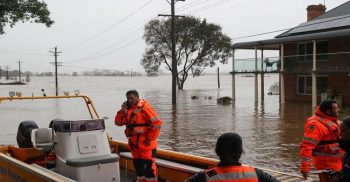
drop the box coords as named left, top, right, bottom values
left=317, top=41, right=328, bottom=60
left=297, top=75, right=327, bottom=95
left=297, top=41, right=328, bottom=62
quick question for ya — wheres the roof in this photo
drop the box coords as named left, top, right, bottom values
left=276, top=15, right=350, bottom=38
left=314, top=1, right=350, bottom=20
left=277, top=1, right=350, bottom=38
left=233, top=2, right=350, bottom=50
left=233, top=28, right=350, bottom=50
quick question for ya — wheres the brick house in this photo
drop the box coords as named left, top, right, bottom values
left=232, top=2, right=350, bottom=108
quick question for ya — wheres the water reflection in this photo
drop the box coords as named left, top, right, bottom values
left=167, top=104, right=180, bottom=152
left=54, top=99, right=61, bottom=117
left=155, top=91, right=311, bottom=174
left=0, top=75, right=321, bottom=174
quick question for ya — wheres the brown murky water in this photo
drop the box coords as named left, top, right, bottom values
left=0, top=75, right=320, bottom=174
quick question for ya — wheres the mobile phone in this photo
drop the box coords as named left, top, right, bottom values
left=123, top=101, right=132, bottom=109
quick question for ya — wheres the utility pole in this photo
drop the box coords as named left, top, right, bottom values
left=170, top=0, right=177, bottom=104
left=217, top=67, right=220, bottom=88
left=5, top=66, right=9, bottom=80
left=159, top=0, right=185, bottom=104
left=17, top=60, right=23, bottom=82
left=50, top=47, right=62, bottom=96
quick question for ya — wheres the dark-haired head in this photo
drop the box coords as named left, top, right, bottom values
left=125, top=90, right=139, bottom=106
left=126, top=90, right=139, bottom=98
left=319, top=99, right=338, bottom=117
left=215, top=132, right=243, bottom=165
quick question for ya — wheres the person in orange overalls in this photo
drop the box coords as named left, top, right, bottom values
left=186, top=132, right=279, bottom=182
left=300, top=99, right=344, bottom=181
left=115, top=90, right=162, bottom=182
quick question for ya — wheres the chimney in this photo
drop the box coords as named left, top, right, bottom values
left=307, top=4, right=326, bottom=21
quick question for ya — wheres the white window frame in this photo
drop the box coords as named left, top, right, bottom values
left=296, top=75, right=327, bottom=95
left=297, top=40, right=328, bottom=62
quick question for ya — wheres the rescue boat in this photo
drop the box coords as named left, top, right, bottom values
left=0, top=94, right=305, bottom=182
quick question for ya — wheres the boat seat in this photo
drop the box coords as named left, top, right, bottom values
left=31, top=128, right=53, bottom=154
left=119, top=152, right=204, bottom=174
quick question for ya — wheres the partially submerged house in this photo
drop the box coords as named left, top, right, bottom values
left=232, top=2, right=350, bottom=108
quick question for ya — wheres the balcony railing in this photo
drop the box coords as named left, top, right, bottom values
left=234, top=57, right=280, bottom=73
left=233, top=52, right=350, bottom=73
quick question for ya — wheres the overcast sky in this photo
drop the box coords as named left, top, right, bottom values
left=0, top=0, right=348, bottom=73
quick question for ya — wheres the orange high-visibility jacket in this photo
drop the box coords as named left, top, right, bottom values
left=115, top=99, right=162, bottom=150
left=205, top=165, right=258, bottom=182
left=299, top=107, right=344, bottom=173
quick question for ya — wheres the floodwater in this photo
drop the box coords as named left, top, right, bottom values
left=0, top=75, right=317, bottom=174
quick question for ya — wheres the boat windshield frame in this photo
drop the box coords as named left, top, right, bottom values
left=53, top=119, right=105, bottom=133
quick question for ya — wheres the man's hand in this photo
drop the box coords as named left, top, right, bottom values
left=300, top=160, right=310, bottom=180
left=121, top=102, right=128, bottom=112
left=301, top=171, right=308, bottom=180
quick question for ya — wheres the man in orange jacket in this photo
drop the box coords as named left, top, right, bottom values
left=300, top=99, right=344, bottom=181
left=115, top=90, right=162, bottom=182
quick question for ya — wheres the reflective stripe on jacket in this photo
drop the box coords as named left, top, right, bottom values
left=205, top=165, right=258, bottom=182
left=299, top=107, right=344, bottom=172
left=115, top=99, right=162, bottom=150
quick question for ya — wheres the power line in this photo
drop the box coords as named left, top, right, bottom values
left=185, top=0, right=230, bottom=14
left=176, top=0, right=213, bottom=12
left=194, top=0, right=259, bottom=15
left=61, top=6, right=169, bottom=64
left=0, top=50, right=50, bottom=56
left=64, top=19, right=146, bottom=58
left=58, top=2, right=166, bottom=60
left=3, top=1, right=348, bottom=64
left=0, top=47, right=53, bottom=51
left=71, top=0, right=155, bottom=46
left=63, top=22, right=144, bottom=52
left=0, top=0, right=156, bottom=52
left=28, top=55, right=51, bottom=65
left=233, top=13, right=350, bottom=40
left=43, top=66, right=53, bottom=72
left=60, top=4, right=169, bottom=58
left=65, top=36, right=142, bottom=64
left=2, top=2, right=166, bottom=62
left=233, top=28, right=291, bottom=40
left=73, top=0, right=227, bottom=58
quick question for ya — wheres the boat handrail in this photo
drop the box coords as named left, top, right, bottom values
left=0, top=95, right=100, bottom=119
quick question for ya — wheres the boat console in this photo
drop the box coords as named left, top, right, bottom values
left=52, top=119, right=120, bottom=182
left=16, top=119, right=120, bottom=182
